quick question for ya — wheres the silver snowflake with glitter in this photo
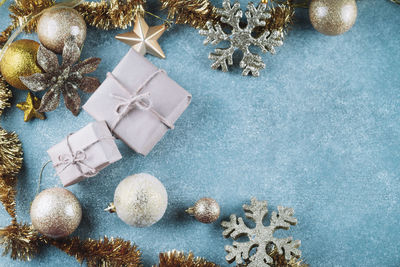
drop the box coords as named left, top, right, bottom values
left=199, top=0, right=284, bottom=76
left=221, top=197, right=301, bottom=266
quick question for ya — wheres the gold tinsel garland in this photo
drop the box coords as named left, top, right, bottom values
left=0, top=75, right=12, bottom=116
left=75, top=0, right=145, bottom=30
left=156, top=250, right=219, bottom=267
left=0, top=221, right=44, bottom=261
left=160, top=0, right=219, bottom=29
left=0, top=128, right=23, bottom=177
left=49, top=236, right=142, bottom=267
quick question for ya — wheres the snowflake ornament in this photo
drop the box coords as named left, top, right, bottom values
left=199, top=0, right=284, bottom=76
left=221, top=198, right=301, bottom=266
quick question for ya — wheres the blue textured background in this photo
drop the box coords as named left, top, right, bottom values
left=0, top=0, right=399, bottom=266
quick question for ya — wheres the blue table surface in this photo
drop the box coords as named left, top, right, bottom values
left=0, top=0, right=399, bottom=266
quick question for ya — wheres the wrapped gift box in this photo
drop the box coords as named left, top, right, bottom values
left=83, top=49, right=192, bottom=156
left=47, top=121, right=122, bottom=187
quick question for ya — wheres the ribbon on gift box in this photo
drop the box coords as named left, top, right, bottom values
left=53, top=134, right=111, bottom=177
left=107, top=70, right=175, bottom=131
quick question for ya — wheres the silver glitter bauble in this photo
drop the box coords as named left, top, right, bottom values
left=309, top=0, right=357, bottom=36
left=30, top=188, right=82, bottom=238
left=186, top=198, right=220, bottom=224
left=114, top=173, right=168, bottom=227
left=37, top=7, right=87, bottom=53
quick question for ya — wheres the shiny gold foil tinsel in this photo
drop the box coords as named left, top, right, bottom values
left=155, top=251, right=219, bottom=267
left=0, top=128, right=23, bottom=177
left=5, top=0, right=145, bottom=33
left=0, top=221, right=44, bottom=261
left=75, top=0, right=145, bottom=30
left=268, top=248, right=309, bottom=267
left=266, top=1, right=295, bottom=32
left=0, top=75, right=12, bottom=116
left=0, top=175, right=17, bottom=218
left=160, top=0, right=219, bottom=29
left=50, top=236, right=142, bottom=267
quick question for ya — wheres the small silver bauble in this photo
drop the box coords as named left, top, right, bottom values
left=30, top=188, right=82, bottom=238
left=37, top=7, right=87, bottom=53
left=113, top=173, right=168, bottom=227
left=186, top=197, right=220, bottom=224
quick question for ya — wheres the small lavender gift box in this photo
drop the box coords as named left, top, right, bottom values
left=47, top=121, right=122, bottom=187
left=83, top=49, right=192, bottom=156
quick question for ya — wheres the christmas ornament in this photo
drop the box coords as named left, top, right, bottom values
left=155, top=250, right=219, bottom=267
left=221, top=197, right=301, bottom=267
left=309, top=0, right=357, bottom=36
left=0, top=221, right=43, bottom=261
left=115, top=14, right=167, bottom=59
left=0, top=39, right=42, bottom=90
left=16, top=92, right=45, bottom=122
left=0, top=128, right=23, bottom=177
left=20, top=37, right=101, bottom=116
left=37, top=7, right=87, bottom=54
left=50, top=236, right=142, bottom=266
left=83, top=49, right=191, bottom=156
left=30, top=188, right=82, bottom=238
left=199, top=0, right=283, bottom=76
left=0, top=75, right=12, bottom=116
left=108, top=173, right=168, bottom=227
left=47, top=121, right=122, bottom=187
left=186, top=197, right=220, bottom=224
left=161, top=0, right=219, bottom=29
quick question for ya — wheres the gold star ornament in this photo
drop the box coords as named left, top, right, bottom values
left=16, top=92, right=45, bottom=122
left=115, top=15, right=167, bottom=59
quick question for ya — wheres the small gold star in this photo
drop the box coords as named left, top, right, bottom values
left=16, top=92, right=46, bottom=122
left=115, top=15, right=167, bottom=59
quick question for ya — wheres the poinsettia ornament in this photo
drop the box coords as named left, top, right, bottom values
left=20, top=37, right=101, bottom=116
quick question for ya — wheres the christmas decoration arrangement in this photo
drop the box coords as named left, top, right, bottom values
left=0, top=0, right=366, bottom=79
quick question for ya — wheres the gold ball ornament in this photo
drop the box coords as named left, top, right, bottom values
left=309, top=0, right=357, bottom=36
left=113, top=173, right=168, bottom=227
left=186, top=198, right=220, bottom=224
left=37, top=7, right=87, bottom=54
left=0, top=40, right=42, bottom=90
left=30, top=188, right=82, bottom=238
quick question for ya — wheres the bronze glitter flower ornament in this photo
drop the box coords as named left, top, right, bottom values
left=20, top=37, right=101, bottom=116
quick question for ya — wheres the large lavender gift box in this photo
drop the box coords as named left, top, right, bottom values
left=47, top=121, right=122, bottom=187
left=83, top=49, right=192, bottom=156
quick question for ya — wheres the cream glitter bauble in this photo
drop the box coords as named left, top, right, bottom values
left=30, top=188, right=82, bottom=238
left=37, top=7, right=87, bottom=54
left=114, top=173, right=168, bottom=227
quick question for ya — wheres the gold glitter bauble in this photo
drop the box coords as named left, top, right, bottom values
left=37, top=7, right=87, bottom=54
left=0, top=40, right=42, bottom=90
left=30, top=188, right=82, bottom=238
left=186, top=198, right=220, bottom=224
left=114, top=173, right=168, bottom=227
left=309, top=0, right=357, bottom=36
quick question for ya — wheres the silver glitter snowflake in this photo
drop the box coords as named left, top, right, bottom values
left=221, top=197, right=301, bottom=266
left=199, top=0, right=283, bottom=76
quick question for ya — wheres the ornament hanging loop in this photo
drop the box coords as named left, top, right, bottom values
left=35, top=160, right=52, bottom=196
left=105, top=202, right=116, bottom=213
